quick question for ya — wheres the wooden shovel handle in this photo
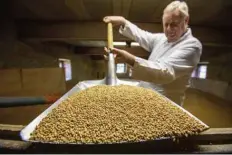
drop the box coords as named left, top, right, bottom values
left=107, top=23, right=113, bottom=49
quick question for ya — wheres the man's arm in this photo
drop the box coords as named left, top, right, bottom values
left=108, top=40, right=202, bottom=84
left=103, top=16, right=161, bottom=52
left=132, top=41, right=202, bottom=84
left=119, top=20, right=160, bottom=52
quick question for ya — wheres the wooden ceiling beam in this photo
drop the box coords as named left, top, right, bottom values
left=17, top=21, right=232, bottom=45
left=65, top=0, right=90, bottom=20
left=19, top=0, right=60, bottom=18
left=112, top=0, right=122, bottom=15
left=121, top=0, right=132, bottom=18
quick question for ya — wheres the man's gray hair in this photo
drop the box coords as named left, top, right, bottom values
left=164, top=1, right=189, bottom=18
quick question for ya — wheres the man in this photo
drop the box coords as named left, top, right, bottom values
left=103, top=1, right=202, bottom=106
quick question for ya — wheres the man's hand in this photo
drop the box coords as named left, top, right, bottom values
left=104, top=47, right=135, bottom=66
left=104, top=47, right=117, bottom=60
left=103, top=16, right=126, bottom=26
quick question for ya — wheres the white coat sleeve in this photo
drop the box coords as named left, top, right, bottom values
left=131, top=40, right=202, bottom=84
left=119, top=20, right=162, bottom=52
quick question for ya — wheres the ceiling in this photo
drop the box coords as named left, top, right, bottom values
left=8, top=0, right=232, bottom=27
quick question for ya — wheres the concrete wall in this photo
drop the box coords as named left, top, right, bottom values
left=206, top=52, right=232, bottom=83
left=26, top=42, right=94, bottom=90
left=0, top=68, right=66, bottom=96
left=0, top=16, right=58, bottom=69
left=0, top=18, right=94, bottom=93
left=191, top=78, right=232, bottom=102
left=0, top=41, right=59, bottom=68
left=92, top=60, right=106, bottom=79
left=0, top=18, right=17, bottom=68
left=190, top=51, right=232, bottom=102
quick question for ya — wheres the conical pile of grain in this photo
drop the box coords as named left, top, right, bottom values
left=30, top=85, right=208, bottom=144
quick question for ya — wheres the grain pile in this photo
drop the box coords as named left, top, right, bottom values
left=30, top=85, right=208, bottom=144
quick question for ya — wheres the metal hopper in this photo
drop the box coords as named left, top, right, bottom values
left=20, top=23, right=209, bottom=144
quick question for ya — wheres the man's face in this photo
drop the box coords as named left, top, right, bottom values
left=162, top=10, right=188, bottom=42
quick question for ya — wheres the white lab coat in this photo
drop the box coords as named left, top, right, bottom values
left=119, top=21, right=202, bottom=105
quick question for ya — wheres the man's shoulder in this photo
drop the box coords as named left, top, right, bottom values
left=181, top=35, right=202, bottom=49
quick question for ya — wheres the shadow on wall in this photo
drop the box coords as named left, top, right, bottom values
left=184, top=88, right=232, bottom=128
left=0, top=68, right=66, bottom=97
left=190, top=78, right=232, bottom=102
